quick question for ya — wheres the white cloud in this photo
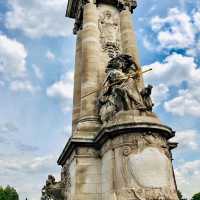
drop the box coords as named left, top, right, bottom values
left=144, top=53, right=200, bottom=116
left=175, top=160, right=200, bottom=198
left=0, top=34, right=27, bottom=78
left=47, top=72, right=73, bottom=100
left=47, top=71, right=74, bottom=112
left=0, top=154, right=60, bottom=200
left=171, top=129, right=199, bottom=151
left=9, top=80, right=37, bottom=93
left=46, top=50, right=55, bottom=61
left=151, top=84, right=169, bottom=106
left=32, top=64, right=43, bottom=80
left=5, top=0, right=74, bottom=38
left=143, top=36, right=154, bottom=51
left=0, top=34, right=38, bottom=93
left=144, top=53, right=199, bottom=87
left=0, top=155, right=56, bottom=174
left=164, top=89, right=200, bottom=117
left=151, top=8, right=195, bottom=49
left=193, top=11, right=200, bottom=30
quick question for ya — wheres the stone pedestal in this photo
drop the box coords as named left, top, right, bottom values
left=57, top=112, right=178, bottom=200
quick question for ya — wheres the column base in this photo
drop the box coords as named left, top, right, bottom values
left=54, top=112, right=178, bottom=200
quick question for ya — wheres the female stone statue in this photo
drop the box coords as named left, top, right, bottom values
left=98, top=54, right=147, bottom=122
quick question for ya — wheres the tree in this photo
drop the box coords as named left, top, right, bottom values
left=192, top=192, right=200, bottom=200
left=0, top=186, right=6, bottom=200
left=0, top=185, right=19, bottom=200
left=177, top=190, right=183, bottom=200
left=177, top=189, right=187, bottom=200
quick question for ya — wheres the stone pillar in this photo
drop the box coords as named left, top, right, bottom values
left=120, top=7, right=140, bottom=67
left=72, top=30, right=82, bottom=134
left=76, top=2, right=101, bottom=138
left=120, top=7, right=144, bottom=88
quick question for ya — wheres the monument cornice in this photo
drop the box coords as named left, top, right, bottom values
left=66, top=0, right=79, bottom=18
left=57, top=121, right=175, bottom=166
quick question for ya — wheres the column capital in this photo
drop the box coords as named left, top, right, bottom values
left=66, top=0, right=137, bottom=34
left=66, top=0, right=93, bottom=34
left=116, top=0, right=137, bottom=13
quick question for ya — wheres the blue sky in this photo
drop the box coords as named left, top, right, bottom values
left=0, top=0, right=200, bottom=199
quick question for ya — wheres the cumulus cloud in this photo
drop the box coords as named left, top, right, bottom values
left=5, top=0, right=74, bottom=38
left=150, top=83, right=169, bottom=106
left=144, top=7, right=200, bottom=116
left=150, top=8, right=195, bottom=49
left=0, top=155, right=56, bottom=174
left=146, top=7, right=200, bottom=56
left=46, top=71, right=74, bottom=113
left=144, top=53, right=200, bottom=116
left=175, top=160, right=200, bottom=198
left=144, top=53, right=200, bottom=86
left=0, top=153, right=60, bottom=200
left=0, top=34, right=27, bottom=78
left=0, top=34, right=38, bottom=93
left=193, top=11, right=200, bottom=30
left=9, top=80, right=38, bottom=93
left=47, top=71, right=74, bottom=100
left=171, top=129, right=199, bottom=151
left=144, top=53, right=199, bottom=87
left=164, top=89, right=200, bottom=117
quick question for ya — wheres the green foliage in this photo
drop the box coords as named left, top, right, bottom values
left=192, top=192, right=200, bottom=200
left=0, top=185, right=19, bottom=200
left=178, top=190, right=183, bottom=200
left=177, top=189, right=187, bottom=200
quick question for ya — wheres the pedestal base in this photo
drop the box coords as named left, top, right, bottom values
left=55, top=112, right=178, bottom=200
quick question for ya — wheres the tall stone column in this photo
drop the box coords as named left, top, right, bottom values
left=76, top=2, right=101, bottom=138
left=120, top=7, right=140, bottom=67
left=41, top=1, right=179, bottom=200
left=72, top=30, right=82, bottom=134
left=120, top=6, right=144, bottom=88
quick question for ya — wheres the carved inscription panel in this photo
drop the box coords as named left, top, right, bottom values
left=128, top=147, right=170, bottom=188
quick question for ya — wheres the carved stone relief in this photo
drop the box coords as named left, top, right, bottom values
left=101, top=132, right=170, bottom=156
left=41, top=175, right=64, bottom=200
left=98, top=8, right=121, bottom=58
left=100, top=132, right=178, bottom=200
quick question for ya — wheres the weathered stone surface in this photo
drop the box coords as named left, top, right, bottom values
left=53, top=123, right=178, bottom=200
left=41, top=0, right=179, bottom=199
